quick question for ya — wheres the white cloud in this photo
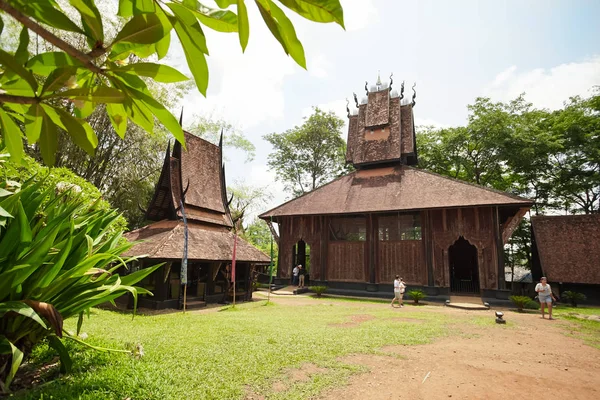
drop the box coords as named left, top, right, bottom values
left=342, top=0, right=379, bottom=31
left=308, top=54, right=333, bottom=78
left=484, top=57, right=600, bottom=110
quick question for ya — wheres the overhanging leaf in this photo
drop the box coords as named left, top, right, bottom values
left=277, top=0, right=345, bottom=28
left=70, top=0, right=104, bottom=48
left=25, top=104, right=44, bottom=143
left=41, top=66, right=80, bottom=94
left=111, top=63, right=189, bottom=83
left=48, top=87, right=125, bottom=103
left=25, top=52, right=84, bottom=76
left=11, top=0, right=84, bottom=34
left=0, top=108, right=24, bottom=163
left=106, top=103, right=128, bottom=138
left=0, top=301, right=48, bottom=329
left=0, top=49, right=39, bottom=92
left=167, top=3, right=209, bottom=54
left=156, top=32, right=171, bottom=60
left=38, top=112, right=58, bottom=166
left=182, top=0, right=238, bottom=33
left=41, top=105, right=98, bottom=156
left=3, top=340, right=23, bottom=388
left=15, top=26, right=30, bottom=64
left=47, top=335, right=72, bottom=373
left=113, top=13, right=171, bottom=45
left=237, top=0, right=249, bottom=51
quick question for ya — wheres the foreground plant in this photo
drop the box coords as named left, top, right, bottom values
left=309, top=285, right=327, bottom=297
left=407, top=290, right=426, bottom=304
left=509, top=295, right=532, bottom=312
left=561, top=291, right=586, bottom=307
left=0, top=177, right=159, bottom=393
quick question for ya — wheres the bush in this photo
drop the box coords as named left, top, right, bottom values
left=524, top=300, right=540, bottom=310
left=0, top=177, right=160, bottom=392
left=562, top=291, right=586, bottom=307
left=309, top=286, right=328, bottom=297
left=407, top=290, right=426, bottom=304
left=510, top=295, right=532, bottom=312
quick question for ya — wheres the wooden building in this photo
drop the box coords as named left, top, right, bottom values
left=260, top=78, right=533, bottom=300
left=531, top=214, right=600, bottom=303
left=124, top=133, right=269, bottom=309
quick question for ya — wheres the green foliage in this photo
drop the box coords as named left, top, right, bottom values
left=509, top=295, right=532, bottom=312
left=561, top=291, right=587, bottom=307
left=407, top=289, right=426, bottom=304
left=0, top=0, right=345, bottom=165
left=264, top=107, right=348, bottom=197
left=524, top=300, right=540, bottom=310
left=1, top=151, right=127, bottom=233
left=0, top=177, right=160, bottom=392
left=309, top=285, right=327, bottom=297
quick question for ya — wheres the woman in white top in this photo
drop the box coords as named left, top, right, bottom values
left=535, top=277, right=556, bottom=320
left=391, top=275, right=402, bottom=308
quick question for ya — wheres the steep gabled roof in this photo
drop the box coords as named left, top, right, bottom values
left=531, top=214, right=600, bottom=284
left=260, top=165, right=532, bottom=218
left=124, top=220, right=269, bottom=263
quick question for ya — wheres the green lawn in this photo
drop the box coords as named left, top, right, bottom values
left=13, top=298, right=452, bottom=400
left=552, top=305, right=600, bottom=349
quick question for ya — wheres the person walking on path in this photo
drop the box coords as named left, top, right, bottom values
left=292, top=264, right=300, bottom=286
left=398, top=277, right=406, bottom=307
left=391, top=275, right=403, bottom=308
left=298, top=265, right=306, bottom=288
left=535, top=277, right=556, bottom=320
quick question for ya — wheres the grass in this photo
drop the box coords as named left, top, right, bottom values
left=552, top=305, right=600, bottom=349
left=13, top=299, right=451, bottom=400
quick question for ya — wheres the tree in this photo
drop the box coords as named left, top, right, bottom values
left=0, top=0, right=345, bottom=165
left=227, top=182, right=269, bottom=228
left=264, top=107, right=347, bottom=197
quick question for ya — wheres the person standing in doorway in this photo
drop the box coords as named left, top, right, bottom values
left=298, top=264, right=306, bottom=288
left=292, top=264, right=300, bottom=286
left=391, top=275, right=402, bottom=308
left=535, top=277, right=556, bottom=320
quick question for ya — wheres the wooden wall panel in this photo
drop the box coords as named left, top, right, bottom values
left=428, top=207, right=498, bottom=290
left=377, top=241, right=426, bottom=285
left=277, top=216, right=325, bottom=280
left=327, top=242, right=366, bottom=282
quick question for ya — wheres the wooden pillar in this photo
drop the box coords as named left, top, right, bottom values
left=424, top=211, right=435, bottom=287
left=494, top=206, right=505, bottom=290
left=367, top=214, right=375, bottom=283
left=321, top=216, right=328, bottom=282
left=155, top=263, right=169, bottom=301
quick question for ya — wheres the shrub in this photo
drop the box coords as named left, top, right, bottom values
left=561, top=291, right=587, bottom=307
left=524, top=300, right=540, bottom=310
left=0, top=177, right=160, bottom=392
left=309, top=286, right=328, bottom=297
left=407, top=290, right=426, bottom=304
left=510, top=295, right=532, bottom=312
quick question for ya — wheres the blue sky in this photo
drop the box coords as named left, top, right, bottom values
left=175, top=0, right=600, bottom=217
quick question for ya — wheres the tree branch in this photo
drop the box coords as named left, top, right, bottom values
left=0, top=94, right=39, bottom=104
left=0, top=0, right=104, bottom=75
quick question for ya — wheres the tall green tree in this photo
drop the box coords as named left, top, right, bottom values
left=264, top=107, right=347, bottom=197
left=0, top=0, right=345, bottom=165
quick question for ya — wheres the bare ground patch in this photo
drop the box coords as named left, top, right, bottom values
left=319, top=312, right=600, bottom=400
left=329, top=314, right=376, bottom=328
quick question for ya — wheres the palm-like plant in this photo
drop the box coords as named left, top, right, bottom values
left=0, top=177, right=159, bottom=392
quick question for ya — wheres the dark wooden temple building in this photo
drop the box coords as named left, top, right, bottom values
left=531, top=214, right=600, bottom=303
left=260, top=78, right=533, bottom=301
left=124, top=132, right=269, bottom=309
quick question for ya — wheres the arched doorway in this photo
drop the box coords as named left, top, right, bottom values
left=449, top=236, right=479, bottom=294
left=292, top=240, right=311, bottom=285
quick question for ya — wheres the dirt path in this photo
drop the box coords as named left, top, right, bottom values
left=318, top=309, right=600, bottom=400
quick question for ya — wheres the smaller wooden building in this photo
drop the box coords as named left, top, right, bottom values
left=531, top=214, right=600, bottom=303
left=124, top=133, right=269, bottom=309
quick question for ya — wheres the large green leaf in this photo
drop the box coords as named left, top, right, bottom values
left=106, top=103, right=128, bottom=138
left=41, top=66, right=80, bottom=94
left=38, top=112, right=58, bottom=166
left=111, top=63, right=189, bottom=83
left=215, top=0, right=237, bottom=7
left=2, top=339, right=24, bottom=388
left=182, top=0, right=238, bottom=33
left=0, top=49, right=38, bottom=92
left=24, top=105, right=43, bottom=143
left=277, top=0, right=345, bottom=28
left=256, top=0, right=306, bottom=68
left=70, top=0, right=104, bottom=48
left=42, top=105, right=98, bottom=156
left=11, top=0, right=84, bottom=34
left=113, top=13, right=171, bottom=45
left=168, top=13, right=209, bottom=96
left=48, top=87, right=125, bottom=103
left=48, top=335, right=72, bottom=373
left=0, top=108, right=24, bottom=163
left=156, top=32, right=171, bottom=60
left=26, top=52, right=84, bottom=76
left=167, top=3, right=209, bottom=54
left=15, top=26, right=30, bottom=64
left=237, top=0, right=249, bottom=51
left=0, top=301, right=48, bottom=329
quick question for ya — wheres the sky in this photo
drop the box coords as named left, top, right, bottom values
left=170, top=0, right=600, bottom=219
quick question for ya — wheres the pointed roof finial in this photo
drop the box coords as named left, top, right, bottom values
left=346, top=98, right=350, bottom=118
left=179, top=107, right=184, bottom=127
left=389, top=73, right=394, bottom=91
left=376, top=70, right=382, bottom=86
left=353, top=92, right=359, bottom=108
left=411, top=83, right=417, bottom=107
left=365, top=81, right=369, bottom=96
left=219, top=128, right=224, bottom=149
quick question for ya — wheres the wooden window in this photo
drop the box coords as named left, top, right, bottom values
left=329, top=216, right=367, bottom=241
left=378, top=213, right=421, bottom=241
